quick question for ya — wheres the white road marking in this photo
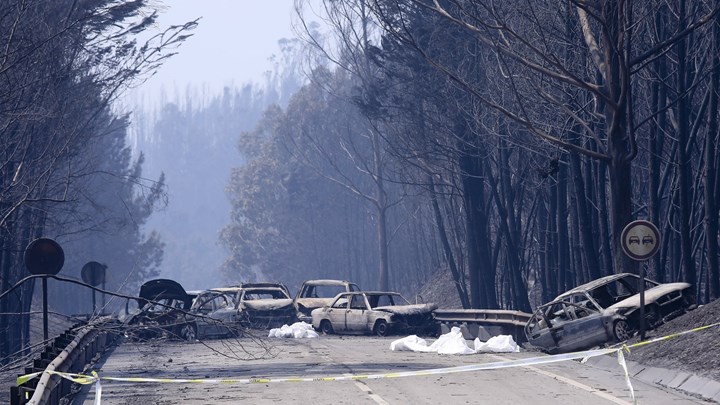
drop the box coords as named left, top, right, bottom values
left=321, top=350, right=390, bottom=405
left=489, top=354, right=632, bottom=405
left=353, top=379, right=390, bottom=405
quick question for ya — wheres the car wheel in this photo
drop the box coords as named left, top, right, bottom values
left=613, top=319, right=633, bottom=342
left=178, top=323, right=197, bottom=341
left=373, top=320, right=388, bottom=337
left=320, top=320, right=334, bottom=335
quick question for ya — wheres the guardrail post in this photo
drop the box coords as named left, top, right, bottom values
left=12, top=386, right=33, bottom=405
left=10, top=386, right=20, bottom=405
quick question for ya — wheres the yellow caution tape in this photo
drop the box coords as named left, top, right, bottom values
left=622, top=322, right=720, bottom=351
left=17, top=321, right=719, bottom=404
left=16, top=372, right=41, bottom=386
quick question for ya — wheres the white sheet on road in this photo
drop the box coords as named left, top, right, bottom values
left=268, top=322, right=320, bottom=339
left=390, top=327, right=520, bottom=354
left=474, top=334, right=520, bottom=353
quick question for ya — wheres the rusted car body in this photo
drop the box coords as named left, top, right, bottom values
left=311, top=291, right=438, bottom=336
left=294, top=279, right=360, bottom=323
left=216, top=283, right=295, bottom=329
left=525, top=273, right=695, bottom=354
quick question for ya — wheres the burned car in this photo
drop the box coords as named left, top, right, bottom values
left=216, top=282, right=295, bottom=329
left=525, top=273, right=696, bottom=354
left=294, top=279, right=360, bottom=322
left=124, top=279, right=194, bottom=341
left=311, top=291, right=438, bottom=336
left=181, top=290, right=239, bottom=340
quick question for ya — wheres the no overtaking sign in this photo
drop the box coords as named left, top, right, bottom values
left=621, top=220, right=660, bottom=261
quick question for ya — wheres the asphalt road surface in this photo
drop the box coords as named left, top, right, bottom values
left=71, top=334, right=712, bottom=404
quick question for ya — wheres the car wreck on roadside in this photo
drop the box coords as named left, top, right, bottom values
left=311, top=291, right=438, bottom=336
left=124, top=279, right=194, bottom=341
left=181, top=290, right=240, bottom=340
left=294, top=279, right=360, bottom=323
left=215, top=282, right=295, bottom=329
left=524, top=273, right=696, bottom=354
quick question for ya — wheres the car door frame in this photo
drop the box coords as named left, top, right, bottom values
left=326, top=293, right=351, bottom=333
left=346, top=293, right=370, bottom=332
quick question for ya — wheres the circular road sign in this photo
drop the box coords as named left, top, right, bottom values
left=621, top=220, right=661, bottom=261
left=24, top=238, right=65, bottom=275
left=81, top=261, right=106, bottom=286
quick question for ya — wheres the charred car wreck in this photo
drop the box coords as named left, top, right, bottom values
left=294, top=279, right=360, bottom=323
left=215, top=283, right=295, bottom=329
left=525, top=273, right=696, bottom=354
left=311, top=291, right=438, bottom=336
left=124, top=279, right=194, bottom=341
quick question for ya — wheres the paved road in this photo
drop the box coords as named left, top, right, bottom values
left=72, top=334, right=711, bottom=404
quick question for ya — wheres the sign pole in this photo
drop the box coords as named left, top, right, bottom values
left=639, top=262, right=646, bottom=339
left=24, top=238, right=65, bottom=343
left=81, top=261, right=107, bottom=317
left=42, top=277, right=49, bottom=341
left=621, top=220, right=660, bottom=341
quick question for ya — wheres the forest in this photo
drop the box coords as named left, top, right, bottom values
left=218, top=0, right=720, bottom=311
left=2, top=0, right=720, bottom=367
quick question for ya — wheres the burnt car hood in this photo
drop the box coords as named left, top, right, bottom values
left=607, top=282, right=691, bottom=311
left=241, top=299, right=294, bottom=311
left=137, top=279, right=191, bottom=309
left=374, top=303, right=438, bottom=315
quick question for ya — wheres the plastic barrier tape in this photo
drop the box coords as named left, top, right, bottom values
left=18, top=322, right=720, bottom=404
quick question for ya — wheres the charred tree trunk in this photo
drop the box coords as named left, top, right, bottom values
left=488, top=144, right=531, bottom=311
left=705, top=8, right=720, bottom=299
left=675, top=0, right=697, bottom=286
left=570, top=152, right=602, bottom=281
left=458, top=127, right=497, bottom=308
left=556, top=160, right=570, bottom=292
left=603, top=0, right=636, bottom=276
left=429, top=176, right=470, bottom=308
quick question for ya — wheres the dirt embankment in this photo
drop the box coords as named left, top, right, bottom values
left=623, top=298, right=720, bottom=381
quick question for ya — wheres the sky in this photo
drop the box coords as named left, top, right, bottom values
left=124, top=1, right=305, bottom=289
left=132, top=0, right=298, bottom=101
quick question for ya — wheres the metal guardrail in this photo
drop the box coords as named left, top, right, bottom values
left=432, top=309, right=532, bottom=343
left=11, top=317, right=120, bottom=405
left=433, top=309, right=532, bottom=326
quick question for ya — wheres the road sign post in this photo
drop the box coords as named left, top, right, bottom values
left=621, top=220, right=661, bottom=340
left=81, top=261, right=107, bottom=315
left=24, top=238, right=65, bottom=341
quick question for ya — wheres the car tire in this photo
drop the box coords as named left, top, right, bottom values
left=178, top=323, right=197, bottom=341
left=373, top=320, right=388, bottom=337
left=320, top=320, right=334, bottom=335
left=613, top=319, right=633, bottom=342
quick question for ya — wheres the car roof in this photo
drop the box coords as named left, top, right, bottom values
left=212, top=287, right=242, bottom=293
left=195, top=289, right=229, bottom=296
left=301, top=279, right=357, bottom=286
left=340, top=291, right=401, bottom=296
left=240, top=282, right=288, bottom=288
left=185, top=290, right=204, bottom=296
left=212, top=284, right=287, bottom=291
left=555, top=273, right=640, bottom=299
